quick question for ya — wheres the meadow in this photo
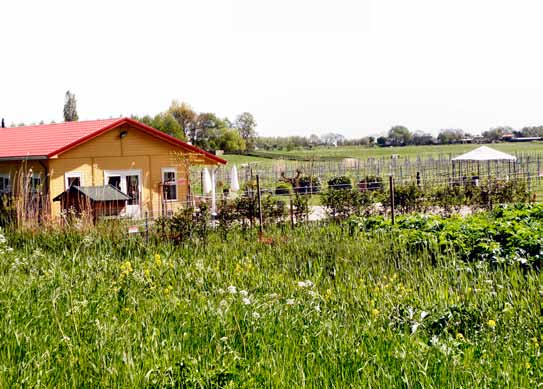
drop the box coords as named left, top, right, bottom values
left=222, top=142, right=543, bottom=166
left=1, top=204, right=542, bottom=387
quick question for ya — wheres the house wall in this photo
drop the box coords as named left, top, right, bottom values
left=0, top=160, right=48, bottom=195
left=47, top=123, right=189, bottom=218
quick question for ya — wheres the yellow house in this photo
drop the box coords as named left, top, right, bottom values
left=0, top=117, right=227, bottom=219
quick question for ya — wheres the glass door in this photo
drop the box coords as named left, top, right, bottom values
left=104, top=170, right=142, bottom=218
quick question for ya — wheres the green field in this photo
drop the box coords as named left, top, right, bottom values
left=1, top=205, right=542, bottom=387
left=222, top=143, right=543, bottom=166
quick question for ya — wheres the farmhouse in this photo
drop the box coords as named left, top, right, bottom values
left=0, top=117, right=226, bottom=219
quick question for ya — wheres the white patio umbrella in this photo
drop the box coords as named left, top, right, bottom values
left=202, top=168, right=212, bottom=194
left=230, top=165, right=240, bottom=192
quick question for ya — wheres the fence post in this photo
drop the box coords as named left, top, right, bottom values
left=256, top=174, right=263, bottom=234
left=289, top=193, right=294, bottom=229
left=145, top=211, right=149, bottom=243
left=389, top=175, right=395, bottom=225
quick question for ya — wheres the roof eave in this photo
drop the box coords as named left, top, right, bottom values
left=0, top=155, right=48, bottom=161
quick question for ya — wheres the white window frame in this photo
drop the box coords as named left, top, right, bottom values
left=162, top=167, right=178, bottom=202
left=65, top=171, right=83, bottom=190
left=0, top=174, right=11, bottom=193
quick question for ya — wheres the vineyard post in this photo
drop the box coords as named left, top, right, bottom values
left=389, top=175, right=395, bottom=225
left=256, top=174, right=263, bottom=234
left=289, top=193, right=294, bottom=229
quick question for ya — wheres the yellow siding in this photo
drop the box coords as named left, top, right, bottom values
left=48, top=123, right=192, bottom=218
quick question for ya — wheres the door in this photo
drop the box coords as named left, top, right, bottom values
left=104, top=170, right=142, bottom=218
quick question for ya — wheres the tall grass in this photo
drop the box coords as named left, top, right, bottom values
left=0, top=221, right=541, bottom=387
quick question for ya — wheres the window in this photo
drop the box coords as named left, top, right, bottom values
left=0, top=174, right=10, bottom=193
left=31, top=174, right=41, bottom=192
left=65, top=172, right=82, bottom=189
left=162, top=168, right=177, bottom=201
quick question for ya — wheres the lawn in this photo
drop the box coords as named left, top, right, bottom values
left=1, top=205, right=542, bottom=387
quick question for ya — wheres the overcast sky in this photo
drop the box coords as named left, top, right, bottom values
left=2, top=0, right=543, bottom=138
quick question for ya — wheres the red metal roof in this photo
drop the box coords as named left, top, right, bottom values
left=0, top=117, right=227, bottom=164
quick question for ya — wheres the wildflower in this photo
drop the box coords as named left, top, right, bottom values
left=242, top=297, right=251, bottom=305
left=268, top=293, right=278, bottom=299
left=286, top=299, right=295, bottom=305
left=371, top=308, right=380, bottom=317
left=227, top=286, right=237, bottom=294
left=420, top=311, right=429, bottom=320
left=239, top=290, right=249, bottom=297
left=525, top=362, right=531, bottom=369
left=155, top=254, right=162, bottom=266
left=252, top=311, right=260, bottom=319
left=164, top=286, right=173, bottom=295
left=314, top=305, right=321, bottom=312
left=456, top=333, right=464, bottom=340
left=487, top=319, right=496, bottom=328
left=325, top=289, right=332, bottom=298
left=297, top=281, right=308, bottom=288
left=219, top=299, right=227, bottom=307
left=220, top=336, right=228, bottom=342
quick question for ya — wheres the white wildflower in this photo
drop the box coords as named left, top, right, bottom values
left=219, top=299, right=228, bottom=307
left=411, top=322, right=420, bottom=334
left=420, top=311, right=429, bottom=320
left=286, top=299, right=295, bottom=305
left=297, top=281, right=307, bottom=288
left=239, top=290, right=249, bottom=297
left=252, top=311, right=260, bottom=319
left=227, top=286, right=237, bottom=294
left=220, top=336, right=228, bottom=342
left=242, top=297, right=251, bottom=305
left=268, top=293, right=278, bottom=299
left=314, top=305, right=321, bottom=312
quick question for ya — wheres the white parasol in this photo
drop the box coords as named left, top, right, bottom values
left=230, top=165, right=240, bottom=192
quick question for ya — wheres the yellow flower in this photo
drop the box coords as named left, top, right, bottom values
left=371, top=308, right=380, bottom=317
left=487, top=319, right=496, bottom=328
left=155, top=254, right=162, bottom=266
left=456, top=333, right=464, bottom=340
left=325, top=289, right=332, bottom=298
left=525, top=362, right=531, bottom=369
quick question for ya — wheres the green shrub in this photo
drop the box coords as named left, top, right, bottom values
left=327, top=175, right=352, bottom=190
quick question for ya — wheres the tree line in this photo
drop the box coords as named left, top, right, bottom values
left=7, top=90, right=543, bottom=153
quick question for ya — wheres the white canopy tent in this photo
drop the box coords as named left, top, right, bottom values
left=452, top=146, right=516, bottom=162
left=451, top=146, right=517, bottom=182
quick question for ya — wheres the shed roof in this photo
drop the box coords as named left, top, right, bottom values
left=452, top=146, right=517, bottom=161
left=53, top=185, right=132, bottom=202
left=0, top=117, right=227, bottom=164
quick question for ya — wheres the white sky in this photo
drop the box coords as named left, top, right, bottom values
left=2, top=0, right=543, bottom=138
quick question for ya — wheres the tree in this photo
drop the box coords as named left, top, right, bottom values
left=168, top=101, right=197, bottom=142
left=63, top=91, right=78, bottom=122
left=215, top=128, right=246, bottom=152
left=387, top=125, right=412, bottom=146
left=234, top=112, right=257, bottom=150
left=437, top=128, right=464, bottom=144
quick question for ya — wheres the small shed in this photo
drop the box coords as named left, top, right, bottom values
left=53, top=185, right=131, bottom=222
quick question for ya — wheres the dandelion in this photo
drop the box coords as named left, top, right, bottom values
left=242, top=297, right=251, bottom=305
left=239, top=290, right=248, bottom=297
left=227, top=286, right=237, bottom=294
left=371, top=308, right=380, bottom=317
left=456, top=333, right=464, bottom=340
left=487, top=319, right=496, bottom=328
left=155, top=254, right=162, bottom=266
left=286, top=299, right=295, bottom=305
